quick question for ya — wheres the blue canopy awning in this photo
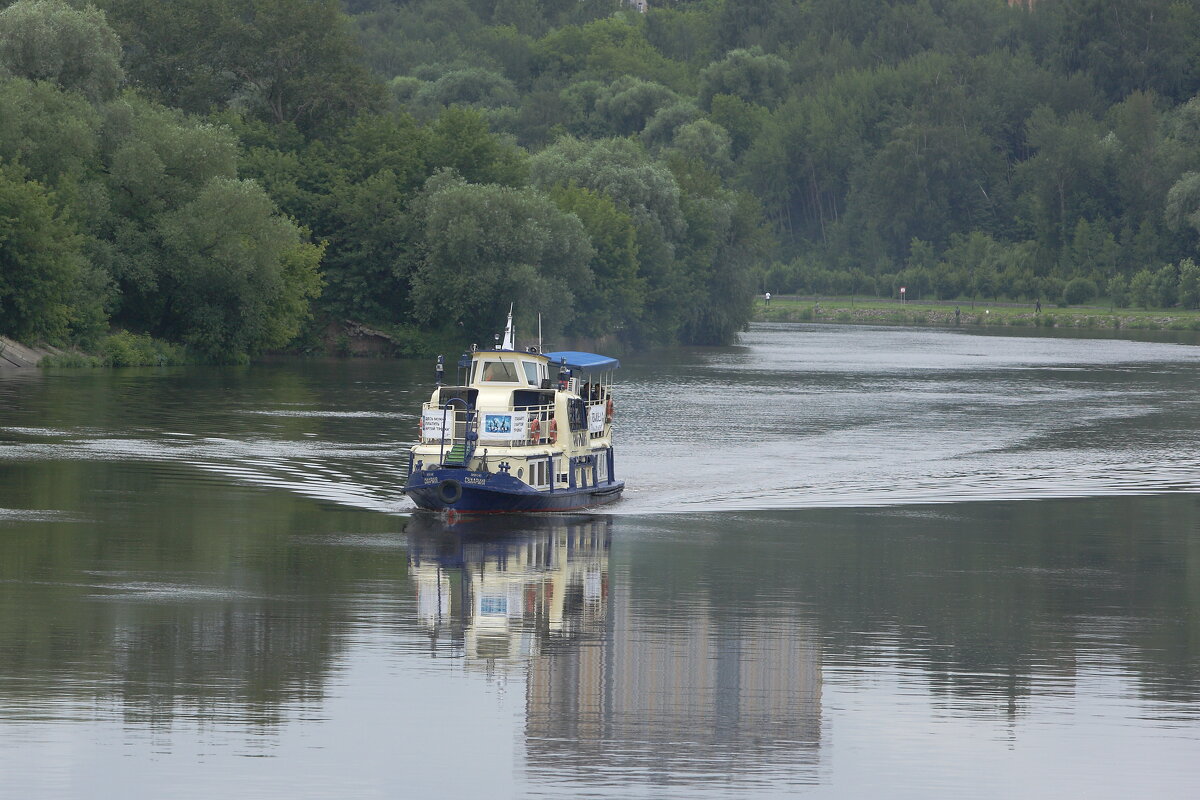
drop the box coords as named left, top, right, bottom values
left=543, top=350, right=620, bottom=373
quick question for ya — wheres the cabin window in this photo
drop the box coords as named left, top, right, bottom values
left=480, top=361, right=519, bottom=382
left=522, top=361, right=539, bottom=386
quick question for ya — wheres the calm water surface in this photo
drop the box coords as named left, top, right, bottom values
left=1, top=323, right=1198, bottom=798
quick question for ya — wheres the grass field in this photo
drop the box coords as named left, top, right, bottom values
left=754, top=297, right=1200, bottom=332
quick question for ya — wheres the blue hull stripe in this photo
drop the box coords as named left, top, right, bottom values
left=404, top=468, right=624, bottom=513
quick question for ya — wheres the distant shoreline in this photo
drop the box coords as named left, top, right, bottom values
left=753, top=298, right=1200, bottom=335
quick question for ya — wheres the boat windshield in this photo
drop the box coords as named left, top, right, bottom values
left=479, top=360, right=520, bottom=383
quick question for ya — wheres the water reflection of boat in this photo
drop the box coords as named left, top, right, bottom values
left=407, top=514, right=610, bottom=667
left=405, top=514, right=823, bottom=785
left=403, top=313, right=624, bottom=512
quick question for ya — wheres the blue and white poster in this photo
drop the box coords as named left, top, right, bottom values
left=484, top=414, right=511, bottom=434
left=481, top=413, right=527, bottom=441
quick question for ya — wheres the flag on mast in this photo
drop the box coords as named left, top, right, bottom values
left=502, top=303, right=514, bottom=350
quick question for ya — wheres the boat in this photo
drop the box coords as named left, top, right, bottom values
left=403, top=314, right=625, bottom=513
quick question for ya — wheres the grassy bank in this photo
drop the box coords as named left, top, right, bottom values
left=38, top=332, right=190, bottom=367
left=755, top=298, right=1200, bottom=332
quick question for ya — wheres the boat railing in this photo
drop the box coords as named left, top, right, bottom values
left=421, top=401, right=560, bottom=447
left=522, top=403, right=555, bottom=446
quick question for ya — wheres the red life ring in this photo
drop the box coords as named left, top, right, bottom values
left=548, top=419, right=558, bottom=444
left=418, top=417, right=424, bottom=439
left=529, top=416, right=541, bottom=443
left=605, top=397, right=614, bottom=423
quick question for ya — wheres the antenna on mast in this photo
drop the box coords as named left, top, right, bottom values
left=538, top=313, right=543, bottom=354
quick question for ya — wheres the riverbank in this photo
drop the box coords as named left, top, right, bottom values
left=755, top=298, right=1200, bottom=332
left=0, top=336, right=60, bottom=369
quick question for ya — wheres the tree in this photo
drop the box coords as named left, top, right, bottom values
left=1129, top=267, right=1155, bottom=308
left=411, top=67, right=518, bottom=117
left=1017, top=107, right=1111, bottom=255
left=1165, top=172, right=1200, bottom=234
left=529, top=136, right=685, bottom=244
left=1179, top=258, right=1200, bottom=309
left=1108, top=274, right=1130, bottom=309
left=0, top=0, right=124, bottom=102
left=548, top=184, right=642, bottom=338
left=409, top=173, right=594, bottom=343
left=0, top=76, right=102, bottom=188
left=593, top=75, right=679, bottom=136
left=0, top=163, right=84, bottom=342
left=639, top=100, right=699, bottom=151
left=667, top=119, right=732, bottom=176
left=101, top=0, right=382, bottom=133
left=426, top=106, right=527, bottom=186
left=1151, top=263, right=1178, bottom=308
left=1062, top=277, right=1098, bottom=306
left=154, top=177, right=323, bottom=359
left=697, top=47, right=789, bottom=111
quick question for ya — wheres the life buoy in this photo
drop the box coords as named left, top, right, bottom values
left=605, top=396, right=614, bottom=423
left=437, top=478, right=462, bottom=505
left=548, top=419, right=558, bottom=444
left=529, top=416, right=541, bottom=443
left=418, top=417, right=424, bottom=440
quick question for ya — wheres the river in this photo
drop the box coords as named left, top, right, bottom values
left=1, top=323, right=1198, bottom=798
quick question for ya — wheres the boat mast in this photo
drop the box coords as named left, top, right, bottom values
left=502, top=303, right=514, bottom=350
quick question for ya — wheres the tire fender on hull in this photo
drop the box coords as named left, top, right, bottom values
left=437, top=478, right=463, bottom=505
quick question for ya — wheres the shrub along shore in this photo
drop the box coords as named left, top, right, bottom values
left=756, top=298, right=1200, bottom=333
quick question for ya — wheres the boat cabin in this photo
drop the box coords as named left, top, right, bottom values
left=405, top=340, right=625, bottom=511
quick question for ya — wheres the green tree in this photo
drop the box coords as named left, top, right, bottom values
left=1062, top=276, right=1097, bottom=306
left=409, top=172, right=593, bottom=343
left=548, top=183, right=642, bottom=339
left=529, top=136, right=685, bottom=244
left=1067, top=218, right=1119, bottom=283
left=666, top=119, right=732, bottom=177
left=639, top=100, right=699, bottom=151
left=411, top=67, right=518, bottom=117
left=1129, top=267, right=1155, bottom=309
left=1178, top=258, right=1200, bottom=309
left=1108, top=274, right=1130, bottom=309
left=0, top=163, right=84, bottom=342
left=154, top=177, right=322, bottom=359
left=1165, top=172, right=1200, bottom=234
left=1017, top=107, right=1111, bottom=255
left=1151, top=263, right=1178, bottom=308
left=426, top=106, right=527, bottom=186
left=593, top=75, right=679, bottom=136
left=101, top=0, right=382, bottom=133
left=697, top=47, right=788, bottom=111
left=0, top=0, right=124, bottom=102
left=0, top=76, right=101, bottom=190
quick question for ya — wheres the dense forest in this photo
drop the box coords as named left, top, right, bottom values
left=4, top=0, right=1200, bottom=361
